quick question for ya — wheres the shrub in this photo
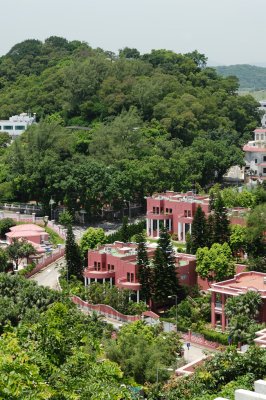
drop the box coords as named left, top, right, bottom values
left=200, top=328, right=229, bottom=345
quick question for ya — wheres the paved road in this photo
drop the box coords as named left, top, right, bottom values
left=182, top=343, right=207, bottom=363
left=30, top=258, right=65, bottom=290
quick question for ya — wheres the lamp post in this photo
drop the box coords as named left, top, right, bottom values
left=168, top=294, right=178, bottom=331
left=49, top=197, right=55, bottom=220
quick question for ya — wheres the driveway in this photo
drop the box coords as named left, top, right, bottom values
left=30, top=258, right=65, bottom=290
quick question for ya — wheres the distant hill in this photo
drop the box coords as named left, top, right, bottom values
left=215, top=64, right=266, bottom=90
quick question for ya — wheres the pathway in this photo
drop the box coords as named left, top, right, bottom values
left=30, top=258, right=65, bottom=290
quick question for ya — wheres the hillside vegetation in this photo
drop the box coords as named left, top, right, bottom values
left=0, top=37, right=261, bottom=216
left=215, top=64, right=266, bottom=90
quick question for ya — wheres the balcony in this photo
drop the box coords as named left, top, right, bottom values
left=116, top=277, right=141, bottom=291
left=146, top=211, right=173, bottom=220
left=84, top=266, right=115, bottom=279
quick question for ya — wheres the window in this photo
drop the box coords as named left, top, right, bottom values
left=108, top=263, right=110, bottom=270
left=15, top=125, right=25, bottom=130
left=127, top=272, right=130, bottom=282
left=169, top=208, right=172, bottom=214
left=166, top=208, right=168, bottom=214
left=255, top=159, right=257, bottom=164
left=131, top=273, right=134, bottom=282
left=263, top=168, right=266, bottom=174
left=3, top=125, right=13, bottom=130
left=264, top=156, right=266, bottom=162
left=94, top=261, right=97, bottom=270
left=153, top=207, right=155, bottom=213
left=111, top=264, right=114, bottom=270
left=156, top=207, right=159, bottom=214
left=180, top=274, right=187, bottom=280
left=187, top=210, right=191, bottom=217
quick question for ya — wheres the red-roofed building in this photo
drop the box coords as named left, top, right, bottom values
left=146, top=191, right=210, bottom=241
left=83, top=241, right=197, bottom=302
left=6, top=224, right=48, bottom=245
left=209, top=271, right=266, bottom=331
left=244, top=128, right=266, bottom=182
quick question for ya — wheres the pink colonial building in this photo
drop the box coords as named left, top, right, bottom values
left=83, top=241, right=197, bottom=302
left=209, top=271, right=266, bottom=332
left=6, top=224, right=49, bottom=255
left=146, top=191, right=209, bottom=241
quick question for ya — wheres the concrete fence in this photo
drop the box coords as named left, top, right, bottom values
left=72, top=295, right=141, bottom=323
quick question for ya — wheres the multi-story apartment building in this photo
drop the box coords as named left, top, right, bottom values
left=243, top=128, right=266, bottom=182
left=146, top=191, right=209, bottom=241
left=83, top=241, right=197, bottom=302
left=0, top=113, right=36, bottom=139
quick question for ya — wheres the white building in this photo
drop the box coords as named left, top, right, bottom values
left=259, top=100, right=266, bottom=127
left=0, top=113, right=36, bottom=139
left=243, top=128, right=266, bottom=182
left=214, top=379, right=266, bottom=400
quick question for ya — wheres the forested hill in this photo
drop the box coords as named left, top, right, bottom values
left=215, top=64, right=266, bottom=90
left=0, top=37, right=261, bottom=214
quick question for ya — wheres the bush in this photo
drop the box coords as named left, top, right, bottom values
left=18, top=262, right=36, bottom=276
left=200, top=328, right=229, bottom=345
left=0, top=218, right=16, bottom=238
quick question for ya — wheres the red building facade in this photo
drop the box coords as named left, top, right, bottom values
left=83, top=241, right=197, bottom=302
left=209, top=271, right=266, bottom=331
left=146, top=191, right=210, bottom=241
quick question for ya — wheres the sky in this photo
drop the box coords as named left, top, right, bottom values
left=0, top=0, right=265, bottom=66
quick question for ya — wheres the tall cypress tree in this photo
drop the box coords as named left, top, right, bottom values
left=136, top=232, right=152, bottom=302
left=206, top=214, right=215, bottom=248
left=65, top=225, right=83, bottom=280
left=190, top=206, right=207, bottom=254
left=153, top=227, right=180, bottom=304
left=213, top=193, right=230, bottom=244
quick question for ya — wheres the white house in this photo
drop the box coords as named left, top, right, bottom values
left=0, top=113, right=36, bottom=139
left=243, top=128, right=266, bottom=182
left=259, top=100, right=266, bottom=127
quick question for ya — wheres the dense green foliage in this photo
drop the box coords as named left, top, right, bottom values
left=65, top=225, right=83, bottom=279
left=136, top=232, right=152, bottom=302
left=80, top=227, right=105, bottom=255
left=0, top=217, right=16, bottom=238
left=161, top=346, right=266, bottom=400
left=225, top=290, right=262, bottom=344
left=0, top=38, right=260, bottom=215
left=215, top=64, right=266, bottom=90
left=196, top=242, right=235, bottom=282
left=153, top=227, right=181, bottom=304
left=0, top=273, right=132, bottom=399
left=105, top=320, right=182, bottom=384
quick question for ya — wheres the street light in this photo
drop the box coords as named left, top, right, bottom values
left=49, top=197, right=55, bottom=220
left=168, top=294, right=178, bottom=330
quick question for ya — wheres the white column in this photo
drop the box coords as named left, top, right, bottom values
left=84, top=277, right=87, bottom=286
left=95, top=278, right=97, bottom=283
left=169, top=218, right=172, bottom=231
left=189, top=224, right=192, bottom=234
left=137, top=290, right=140, bottom=303
left=178, top=222, right=182, bottom=241
left=103, top=278, right=106, bottom=284
left=88, top=278, right=91, bottom=285
left=163, top=219, right=166, bottom=228
left=183, top=223, right=186, bottom=241
left=157, top=220, right=160, bottom=237
left=110, top=277, right=113, bottom=287
left=32, top=213, right=36, bottom=222
left=146, top=218, right=149, bottom=236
